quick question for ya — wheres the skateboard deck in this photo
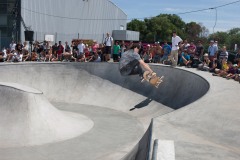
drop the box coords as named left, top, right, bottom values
left=142, top=71, right=164, bottom=88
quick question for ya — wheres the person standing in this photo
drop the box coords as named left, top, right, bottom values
left=169, top=31, right=182, bottom=67
left=77, top=40, right=85, bottom=61
left=113, top=41, right=120, bottom=62
left=208, top=40, right=218, bottom=61
left=104, top=33, right=113, bottom=61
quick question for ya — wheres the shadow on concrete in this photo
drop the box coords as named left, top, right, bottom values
left=130, top=98, right=153, bottom=111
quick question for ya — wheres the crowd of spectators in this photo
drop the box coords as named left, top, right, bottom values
left=0, top=37, right=240, bottom=83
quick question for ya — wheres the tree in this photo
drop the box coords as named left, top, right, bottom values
left=228, top=28, right=240, bottom=35
left=208, top=28, right=240, bottom=51
left=226, top=28, right=240, bottom=50
left=208, top=31, right=229, bottom=47
left=127, top=19, right=147, bottom=41
left=126, top=14, right=208, bottom=43
left=185, top=22, right=202, bottom=41
left=144, top=16, right=174, bottom=42
left=199, top=23, right=209, bottom=37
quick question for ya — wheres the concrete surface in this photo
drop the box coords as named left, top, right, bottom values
left=0, top=62, right=239, bottom=160
left=0, top=82, right=93, bottom=148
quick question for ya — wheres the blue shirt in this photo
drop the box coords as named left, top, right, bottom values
left=162, top=44, right=171, bottom=56
left=180, top=53, right=190, bottom=63
left=208, top=45, right=218, bottom=56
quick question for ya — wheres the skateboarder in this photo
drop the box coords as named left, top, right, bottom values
left=119, top=43, right=156, bottom=81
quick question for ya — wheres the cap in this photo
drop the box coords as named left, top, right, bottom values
left=203, top=53, right=208, bottom=57
left=210, top=40, right=214, bottom=43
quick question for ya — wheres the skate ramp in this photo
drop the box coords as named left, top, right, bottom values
left=0, top=82, right=93, bottom=148
left=0, top=63, right=210, bottom=159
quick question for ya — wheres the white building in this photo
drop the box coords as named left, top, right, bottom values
left=21, top=0, right=128, bottom=43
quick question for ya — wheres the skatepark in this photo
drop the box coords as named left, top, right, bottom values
left=0, top=62, right=239, bottom=160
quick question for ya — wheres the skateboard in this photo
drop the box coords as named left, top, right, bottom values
left=142, top=71, right=164, bottom=88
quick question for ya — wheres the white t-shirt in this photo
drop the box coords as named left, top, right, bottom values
left=77, top=43, right=85, bottom=53
left=105, top=36, right=113, bottom=46
left=10, top=43, right=16, bottom=51
left=172, top=36, right=182, bottom=51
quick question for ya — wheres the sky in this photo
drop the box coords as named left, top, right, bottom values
left=111, top=0, right=240, bottom=34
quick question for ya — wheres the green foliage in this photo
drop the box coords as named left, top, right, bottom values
left=127, top=14, right=201, bottom=42
left=185, top=22, right=202, bottom=41
left=208, top=31, right=228, bottom=46
left=127, top=14, right=240, bottom=51
left=208, top=28, right=240, bottom=51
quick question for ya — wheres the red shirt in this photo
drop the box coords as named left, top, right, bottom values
left=57, top=45, right=64, bottom=55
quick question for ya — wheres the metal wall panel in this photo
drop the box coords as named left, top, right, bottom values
left=21, top=0, right=127, bottom=44
left=113, top=30, right=140, bottom=41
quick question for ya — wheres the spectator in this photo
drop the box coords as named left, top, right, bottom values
left=209, top=58, right=221, bottom=73
left=88, top=52, right=101, bottom=62
left=212, top=57, right=228, bottom=77
left=51, top=50, right=59, bottom=62
left=97, top=43, right=105, bottom=62
left=225, top=61, right=237, bottom=79
left=57, top=41, right=64, bottom=61
left=219, top=46, right=228, bottom=62
left=182, top=39, right=190, bottom=50
left=22, top=49, right=30, bottom=61
left=62, top=41, right=72, bottom=61
left=188, top=41, right=196, bottom=57
left=152, top=43, right=162, bottom=63
left=45, top=48, right=52, bottom=62
left=169, top=31, right=183, bottom=67
left=234, top=48, right=240, bottom=64
left=179, top=49, right=190, bottom=66
left=71, top=41, right=78, bottom=59
left=9, top=41, right=16, bottom=52
left=142, top=50, right=152, bottom=63
left=39, top=51, right=46, bottom=61
left=6, top=49, right=14, bottom=62
left=195, top=40, right=204, bottom=59
left=113, top=41, right=120, bottom=62
left=52, top=43, right=59, bottom=57
left=84, top=44, right=91, bottom=61
left=233, top=61, right=240, bottom=82
left=77, top=40, right=85, bottom=61
left=138, top=41, right=144, bottom=56
left=160, top=40, right=171, bottom=64
left=198, top=53, right=211, bottom=71
left=103, top=32, right=113, bottom=61
left=15, top=41, right=23, bottom=54
left=23, top=41, right=29, bottom=51
left=208, top=40, right=218, bottom=61
left=120, top=40, right=127, bottom=57
left=0, top=47, right=7, bottom=62
left=92, top=40, right=99, bottom=54
left=11, top=50, right=23, bottom=62
left=0, top=51, right=5, bottom=62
